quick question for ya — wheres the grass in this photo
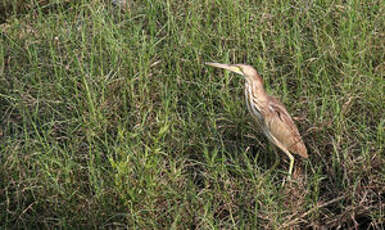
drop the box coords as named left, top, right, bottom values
left=1, top=0, right=384, bottom=228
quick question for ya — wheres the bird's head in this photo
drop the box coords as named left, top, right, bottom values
left=205, top=62, right=262, bottom=84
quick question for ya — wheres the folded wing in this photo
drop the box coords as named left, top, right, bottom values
left=265, top=96, right=308, bottom=158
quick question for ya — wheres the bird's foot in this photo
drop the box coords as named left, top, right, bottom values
left=281, top=175, right=292, bottom=187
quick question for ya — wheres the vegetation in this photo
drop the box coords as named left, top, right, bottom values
left=1, top=0, right=384, bottom=228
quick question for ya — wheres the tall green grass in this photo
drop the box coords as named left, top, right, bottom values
left=1, top=0, right=384, bottom=228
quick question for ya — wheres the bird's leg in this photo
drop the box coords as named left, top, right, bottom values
left=268, top=137, right=295, bottom=181
left=283, top=149, right=294, bottom=180
left=280, top=149, right=294, bottom=187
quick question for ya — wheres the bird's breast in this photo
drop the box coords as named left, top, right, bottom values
left=244, top=84, right=273, bottom=139
left=245, top=86, right=264, bottom=122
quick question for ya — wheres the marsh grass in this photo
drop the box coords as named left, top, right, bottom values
left=1, top=0, right=384, bottom=228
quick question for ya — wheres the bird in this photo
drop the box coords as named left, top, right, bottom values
left=205, top=62, right=308, bottom=178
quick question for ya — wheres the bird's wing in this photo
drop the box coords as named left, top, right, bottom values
left=265, top=96, right=308, bottom=158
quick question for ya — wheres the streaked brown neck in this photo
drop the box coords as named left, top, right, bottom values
left=252, top=73, right=264, bottom=86
left=246, top=75, right=268, bottom=102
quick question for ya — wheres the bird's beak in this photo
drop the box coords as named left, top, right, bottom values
left=205, top=62, right=243, bottom=76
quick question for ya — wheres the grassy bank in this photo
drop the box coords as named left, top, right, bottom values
left=1, top=0, right=384, bottom=228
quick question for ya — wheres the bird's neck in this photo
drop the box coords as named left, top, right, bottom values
left=246, top=80, right=268, bottom=102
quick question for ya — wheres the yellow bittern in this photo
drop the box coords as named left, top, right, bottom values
left=205, top=62, right=308, bottom=178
